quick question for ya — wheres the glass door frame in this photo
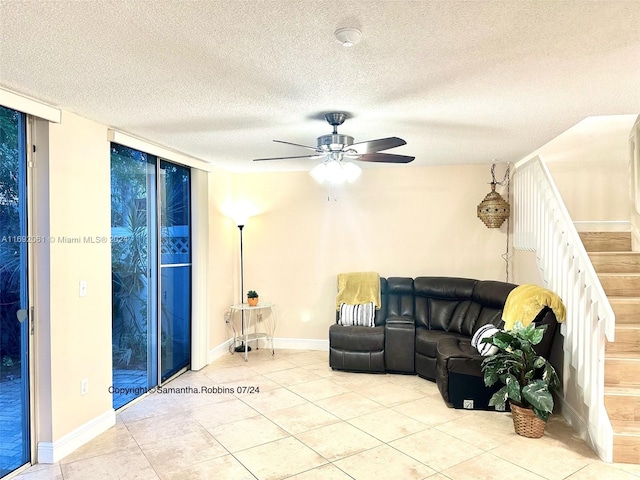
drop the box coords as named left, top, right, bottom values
left=0, top=107, right=35, bottom=477
left=25, top=115, right=36, bottom=471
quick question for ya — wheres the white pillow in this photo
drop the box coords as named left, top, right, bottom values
left=338, top=302, right=375, bottom=327
left=471, top=324, right=500, bottom=356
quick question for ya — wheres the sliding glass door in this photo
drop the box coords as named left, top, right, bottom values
left=110, top=146, right=190, bottom=409
left=0, top=106, right=30, bottom=476
left=159, top=161, right=191, bottom=382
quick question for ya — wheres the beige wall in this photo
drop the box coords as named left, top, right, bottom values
left=40, top=112, right=112, bottom=440
left=228, top=164, right=512, bottom=341
left=526, top=115, right=636, bottom=222
left=207, top=169, right=236, bottom=350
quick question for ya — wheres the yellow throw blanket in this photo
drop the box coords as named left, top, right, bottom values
left=502, top=284, right=566, bottom=330
left=336, top=272, right=381, bottom=310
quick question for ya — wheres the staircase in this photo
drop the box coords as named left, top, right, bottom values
left=582, top=231, right=640, bottom=463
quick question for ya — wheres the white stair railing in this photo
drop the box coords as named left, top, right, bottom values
left=514, top=155, right=615, bottom=462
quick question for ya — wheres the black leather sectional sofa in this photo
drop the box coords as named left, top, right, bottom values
left=329, top=277, right=558, bottom=410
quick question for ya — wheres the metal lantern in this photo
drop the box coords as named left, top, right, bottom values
left=477, top=182, right=510, bottom=228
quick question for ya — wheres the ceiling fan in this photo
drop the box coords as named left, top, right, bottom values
left=253, top=112, right=415, bottom=165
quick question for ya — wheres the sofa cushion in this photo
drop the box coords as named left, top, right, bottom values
left=385, top=277, right=414, bottom=318
left=414, top=277, right=478, bottom=331
left=415, top=327, right=466, bottom=357
left=472, top=280, right=517, bottom=309
left=338, top=302, right=375, bottom=327
left=329, top=324, right=385, bottom=351
left=471, top=324, right=500, bottom=356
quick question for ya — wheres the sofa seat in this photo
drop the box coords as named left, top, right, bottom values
left=415, top=328, right=466, bottom=380
left=415, top=328, right=467, bottom=358
left=435, top=337, right=503, bottom=410
left=329, top=324, right=385, bottom=372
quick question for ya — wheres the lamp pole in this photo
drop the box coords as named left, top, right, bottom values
left=235, top=224, right=251, bottom=352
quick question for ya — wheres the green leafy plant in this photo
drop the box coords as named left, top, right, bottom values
left=247, top=290, right=259, bottom=299
left=481, top=321, right=559, bottom=421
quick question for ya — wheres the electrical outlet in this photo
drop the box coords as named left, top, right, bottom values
left=81, top=378, right=88, bottom=395
left=463, top=399, right=474, bottom=409
left=257, top=313, right=263, bottom=322
left=79, top=280, right=87, bottom=297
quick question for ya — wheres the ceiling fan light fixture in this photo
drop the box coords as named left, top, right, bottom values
left=310, top=159, right=361, bottom=185
left=325, top=160, right=345, bottom=184
left=334, top=27, right=362, bottom=47
left=310, top=162, right=328, bottom=183
left=343, top=161, right=361, bottom=182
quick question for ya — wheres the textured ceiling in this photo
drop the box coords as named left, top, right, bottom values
left=1, top=0, right=639, bottom=172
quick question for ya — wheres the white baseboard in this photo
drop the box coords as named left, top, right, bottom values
left=573, top=221, right=631, bottom=232
left=557, top=396, right=605, bottom=459
left=37, top=409, right=115, bottom=463
left=207, top=338, right=234, bottom=364
left=272, top=337, right=329, bottom=351
left=207, top=337, right=329, bottom=363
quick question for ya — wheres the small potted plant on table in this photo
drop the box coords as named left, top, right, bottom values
left=247, top=290, right=259, bottom=306
left=481, top=321, right=559, bottom=438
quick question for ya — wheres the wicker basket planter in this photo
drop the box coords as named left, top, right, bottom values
left=510, top=402, right=546, bottom=438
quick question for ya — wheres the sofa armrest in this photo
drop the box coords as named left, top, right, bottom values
left=386, top=316, right=415, bottom=326
left=385, top=316, right=415, bottom=373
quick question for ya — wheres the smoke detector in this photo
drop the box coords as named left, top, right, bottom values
left=334, top=27, right=362, bottom=47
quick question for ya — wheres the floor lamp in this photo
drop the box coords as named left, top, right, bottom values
left=234, top=222, right=251, bottom=352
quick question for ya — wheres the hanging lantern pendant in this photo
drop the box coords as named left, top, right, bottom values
left=477, top=181, right=510, bottom=228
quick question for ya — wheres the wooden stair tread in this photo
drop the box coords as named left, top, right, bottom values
left=606, top=352, right=640, bottom=360
left=605, top=386, right=640, bottom=396
left=609, top=297, right=640, bottom=323
left=579, top=231, right=632, bottom=252
left=590, top=252, right=640, bottom=256
left=610, top=297, right=640, bottom=303
left=613, top=324, right=640, bottom=330
left=599, top=273, right=640, bottom=277
left=611, top=421, right=640, bottom=435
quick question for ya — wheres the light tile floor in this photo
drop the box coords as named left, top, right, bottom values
left=12, top=349, right=640, bottom=480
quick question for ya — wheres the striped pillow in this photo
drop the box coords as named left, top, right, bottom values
left=338, top=302, right=375, bottom=327
left=471, top=324, right=500, bottom=356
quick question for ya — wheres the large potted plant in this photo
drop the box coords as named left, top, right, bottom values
left=481, top=321, right=559, bottom=438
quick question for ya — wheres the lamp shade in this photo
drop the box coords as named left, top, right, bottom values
left=477, top=183, right=510, bottom=228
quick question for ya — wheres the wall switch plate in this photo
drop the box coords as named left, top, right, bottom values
left=81, top=378, right=88, bottom=395
left=79, top=280, right=87, bottom=297
left=463, top=399, right=474, bottom=409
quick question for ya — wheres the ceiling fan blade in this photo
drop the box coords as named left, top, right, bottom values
left=273, top=140, right=319, bottom=151
left=347, top=137, right=407, bottom=154
left=253, top=154, right=324, bottom=162
left=357, top=152, right=415, bottom=163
